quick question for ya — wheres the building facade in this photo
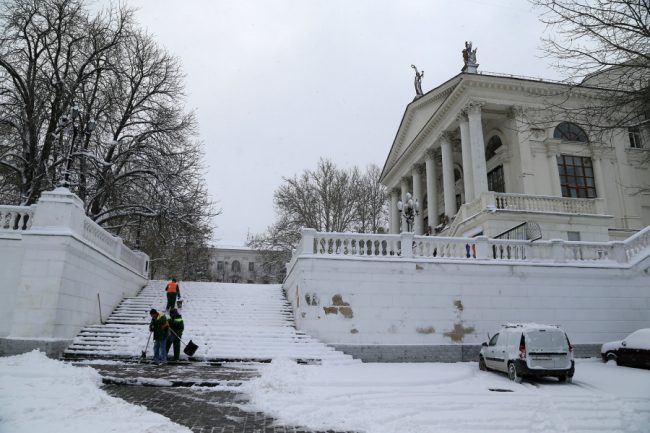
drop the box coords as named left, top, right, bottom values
left=380, top=65, right=650, bottom=242
left=209, top=245, right=282, bottom=284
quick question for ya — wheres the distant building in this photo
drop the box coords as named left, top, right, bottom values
left=209, top=245, right=282, bottom=284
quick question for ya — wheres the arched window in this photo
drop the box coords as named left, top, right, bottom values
left=231, top=260, right=241, bottom=273
left=485, top=136, right=503, bottom=160
left=554, top=122, right=588, bottom=142
left=454, top=167, right=462, bottom=182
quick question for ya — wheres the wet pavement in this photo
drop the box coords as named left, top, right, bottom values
left=77, top=360, right=353, bottom=433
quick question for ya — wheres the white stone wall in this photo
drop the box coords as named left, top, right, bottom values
left=0, top=189, right=149, bottom=342
left=0, top=233, right=25, bottom=337
left=284, top=230, right=650, bottom=348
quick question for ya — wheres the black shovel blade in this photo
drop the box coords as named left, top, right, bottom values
left=183, top=340, right=198, bottom=356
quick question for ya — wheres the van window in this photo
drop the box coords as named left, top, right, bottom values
left=489, top=333, right=500, bottom=346
left=525, top=330, right=568, bottom=351
left=507, top=331, right=521, bottom=347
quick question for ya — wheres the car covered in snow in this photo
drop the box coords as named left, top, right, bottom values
left=601, top=329, right=650, bottom=369
left=478, top=323, right=575, bottom=383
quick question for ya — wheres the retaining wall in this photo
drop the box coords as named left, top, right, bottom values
left=284, top=229, right=650, bottom=362
left=0, top=189, right=149, bottom=356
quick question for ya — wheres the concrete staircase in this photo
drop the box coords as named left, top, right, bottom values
left=64, top=281, right=359, bottom=365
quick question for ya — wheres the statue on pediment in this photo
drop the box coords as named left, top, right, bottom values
left=462, top=41, right=479, bottom=73
left=411, top=64, right=424, bottom=98
left=463, top=41, right=477, bottom=66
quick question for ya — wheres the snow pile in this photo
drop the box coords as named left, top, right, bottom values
left=242, top=359, right=650, bottom=433
left=0, top=351, right=190, bottom=433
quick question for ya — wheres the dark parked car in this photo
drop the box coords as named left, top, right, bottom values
left=601, top=329, right=650, bottom=369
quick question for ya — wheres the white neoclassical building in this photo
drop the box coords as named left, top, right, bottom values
left=281, top=52, right=650, bottom=362
left=381, top=59, right=650, bottom=242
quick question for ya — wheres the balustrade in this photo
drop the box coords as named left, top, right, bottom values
left=0, top=206, right=34, bottom=231
left=287, top=225, right=650, bottom=272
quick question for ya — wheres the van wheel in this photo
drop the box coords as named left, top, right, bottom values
left=508, top=363, right=523, bottom=383
left=479, top=356, right=487, bottom=371
left=558, top=375, right=567, bottom=383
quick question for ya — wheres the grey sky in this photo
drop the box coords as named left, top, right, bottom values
left=122, top=0, right=557, bottom=245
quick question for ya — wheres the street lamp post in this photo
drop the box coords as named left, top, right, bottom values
left=397, top=192, right=420, bottom=232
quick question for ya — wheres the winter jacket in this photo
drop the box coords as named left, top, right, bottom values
left=170, top=315, right=184, bottom=336
left=149, top=313, right=170, bottom=340
left=165, top=281, right=181, bottom=297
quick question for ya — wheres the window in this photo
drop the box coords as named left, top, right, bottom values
left=231, top=260, right=241, bottom=273
left=567, top=231, right=581, bottom=241
left=248, top=262, right=255, bottom=272
left=487, top=165, right=505, bottom=193
left=489, top=333, right=500, bottom=346
left=216, top=261, right=224, bottom=271
left=486, top=136, right=503, bottom=160
left=454, top=168, right=461, bottom=182
left=554, top=122, right=588, bottom=142
left=557, top=155, right=597, bottom=198
left=455, top=194, right=462, bottom=211
left=629, top=126, right=644, bottom=149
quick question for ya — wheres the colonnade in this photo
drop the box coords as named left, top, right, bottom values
left=389, top=102, right=489, bottom=234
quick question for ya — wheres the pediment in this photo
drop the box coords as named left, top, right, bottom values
left=381, top=76, right=461, bottom=183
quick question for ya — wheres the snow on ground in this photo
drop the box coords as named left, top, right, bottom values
left=242, top=358, right=650, bottom=433
left=0, top=351, right=190, bottom=433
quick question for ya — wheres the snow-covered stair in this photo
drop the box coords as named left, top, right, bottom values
left=64, top=281, right=359, bottom=365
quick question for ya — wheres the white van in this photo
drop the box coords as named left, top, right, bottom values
left=478, top=323, right=575, bottom=383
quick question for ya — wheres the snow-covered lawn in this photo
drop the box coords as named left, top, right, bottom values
left=242, top=358, right=650, bottom=433
left=0, top=351, right=190, bottom=433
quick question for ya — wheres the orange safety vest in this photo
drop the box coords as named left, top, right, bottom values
left=166, top=282, right=178, bottom=293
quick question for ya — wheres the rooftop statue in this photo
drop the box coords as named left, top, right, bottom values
left=462, top=41, right=478, bottom=66
left=411, top=64, right=424, bottom=98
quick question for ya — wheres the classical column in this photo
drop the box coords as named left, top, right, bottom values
left=467, top=101, right=488, bottom=197
left=390, top=188, right=400, bottom=234
left=440, top=133, right=457, bottom=218
left=412, top=165, right=424, bottom=235
left=546, top=143, right=562, bottom=196
left=425, top=149, right=439, bottom=230
left=400, top=177, right=409, bottom=232
left=591, top=150, right=607, bottom=205
left=458, top=112, right=474, bottom=202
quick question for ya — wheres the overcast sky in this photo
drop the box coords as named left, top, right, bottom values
left=120, top=0, right=559, bottom=245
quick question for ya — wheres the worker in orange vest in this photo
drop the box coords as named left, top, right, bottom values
left=165, top=278, right=181, bottom=311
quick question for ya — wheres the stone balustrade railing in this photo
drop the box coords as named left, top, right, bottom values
left=287, top=225, right=650, bottom=274
left=83, top=218, right=121, bottom=257
left=0, top=190, right=148, bottom=276
left=492, top=192, right=603, bottom=214
left=0, top=205, right=34, bottom=232
left=444, top=192, right=605, bottom=237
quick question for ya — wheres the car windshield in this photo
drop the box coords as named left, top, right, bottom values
left=525, top=330, right=568, bottom=351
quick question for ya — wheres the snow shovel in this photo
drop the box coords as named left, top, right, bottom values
left=169, top=328, right=199, bottom=357
left=183, top=340, right=198, bottom=357
left=141, top=331, right=152, bottom=360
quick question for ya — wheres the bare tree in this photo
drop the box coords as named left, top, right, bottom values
left=530, top=0, right=650, bottom=136
left=0, top=0, right=217, bottom=265
left=353, top=164, right=388, bottom=233
left=249, top=158, right=388, bottom=276
left=0, top=0, right=131, bottom=205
